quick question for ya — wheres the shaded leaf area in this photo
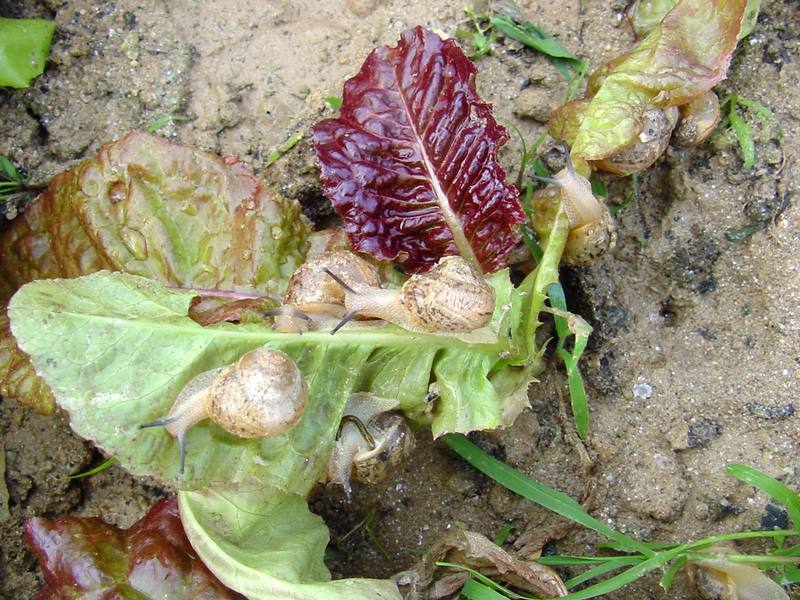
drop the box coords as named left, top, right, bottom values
left=8, top=269, right=537, bottom=494
left=25, top=496, right=243, bottom=599
left=179, top=488, right=403, bottom=600
left=0, top=131, right=310, bottom=414
left=313, top=26, right=524, bottom=275
left=0, top=18, right=55, bottom=88
left=551, top=0, right=754, bottom=161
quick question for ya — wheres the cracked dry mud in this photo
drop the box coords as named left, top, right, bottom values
left=1, top=0, right=798, bottom=598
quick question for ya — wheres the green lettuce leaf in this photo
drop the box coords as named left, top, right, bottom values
left=552, top=0, right=754, bottom=161
left=179, top=487, right=402, bottom=600
left=0, top=18, right=55, bottom=88
left=8, top=266, right=541, bottom=494
left=0, top=131, right=310, bottom=414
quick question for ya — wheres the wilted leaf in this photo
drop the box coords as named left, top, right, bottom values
left=9, top=268, right=538, bottom=493
left=0, top=131, right=310, bottom=413
left=179, top=487, right=402, bottom=600
left=313, top=26, right=525, bottom=275
left=0, top=18, right=55, bottom=88
left=25, top=496, right=243, bottom=599
left=394, top=526, right=567, bottom=598
left=552, top=0, right=753, bottom=162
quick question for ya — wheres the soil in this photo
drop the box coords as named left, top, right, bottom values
left=0, top=0, right=798, bottom=598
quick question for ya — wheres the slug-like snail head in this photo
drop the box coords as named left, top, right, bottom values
left=327, top=393, right=415, bottom=498
left=326, top=255, right=496, bottom=335
left=140, top=347, right=308, bottom=473
left=532, top=154, right=616, bottom=265
left=266, top=251, right=381, bottom=333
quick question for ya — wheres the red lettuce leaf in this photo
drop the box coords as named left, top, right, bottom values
left=25, top=496, right=243, bottom=599
left=312, top=26, right=524, bottom=274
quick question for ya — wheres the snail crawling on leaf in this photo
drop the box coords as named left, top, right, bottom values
left=268, top=251, right=497, bottom=337
left=532, top=153, right=617, bottom=266
left=327, top=393, right=415, bottom=498
left=325, top=254, right=496, bottom=335
left=267, top=251, right=382, bottom=333
left=140, top=347, right=308, bottom=473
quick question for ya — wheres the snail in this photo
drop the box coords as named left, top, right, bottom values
left=685, top=542, right=789, bottom=600
left=327, top=393, right=415, bottom=497
left=267, top=251, right=381, bottom=333
left=532, top=154, right=616, bottom=266
left=140, top=347, right=308, bottom=474
left=592, top=106, right=679, bottom=175
left=672, top=91, right=721, bottom=148
left=326, top=255, right=496, bottom=334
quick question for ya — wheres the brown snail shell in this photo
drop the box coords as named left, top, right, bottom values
left=399, top=256, right=495, bottom=332
left=592, top=106, right=679, bottom=175
left=351, top=412, right=415, bottom=485
left=327, top=393, right=414, bottom=497
left=273, top=251, right=380, bottom=332
left=208, top=347, right=308, bottom=438
left=672, top=91, right=720, bottom=148
left=140, top=347, right=308, bottom=473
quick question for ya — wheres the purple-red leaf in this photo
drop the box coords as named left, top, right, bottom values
left=312, top=26, right=524, bottom=274
left=25, top=497, right=243, bottom=599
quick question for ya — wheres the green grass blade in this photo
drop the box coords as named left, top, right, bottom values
left=264, top=131, right=303, bottom=167
left=442, top=435, right=653, bottom=556
left=547, top=282, right=590, bottom=439
left=0, top=156, right=22, bottom=181
left=66, top=457, right=116, bottom=479
left=659, top=555, right=687, bottom=590
left=726, top=464, right=800, bottom=529
left=565, top=556, right=642, bottom=589
left=490, top=15, right=576, bottom=60
left=537, top=556, right=619, bottom=566
left=146, top=114, right=192, bottom=134
left=559, top=547, right=685, bottom=600
left=462, top=578, right=513, bottom=600
left=438, top=562, right=529, bottom=599
left=493, top=522, right=516, bottom=546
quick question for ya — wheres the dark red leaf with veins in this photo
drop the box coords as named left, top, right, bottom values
left=312, top=26, right=524, bottom=274
left=25, top=497, right=243, bottom=599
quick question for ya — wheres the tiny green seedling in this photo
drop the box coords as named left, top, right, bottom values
left=455, top=8, right=496, bottom=59
left=324, top=96, right=343, bottom=110
left=340, top=507, right=390, bottom=560
left=444, top=435, right=800, bottom=599
left=719, top=93, right=775, bottom=169
left=0, top=155, right=43, bottom=210
left=264, top=131, right=303, bottom=168
left=146, top=113, right=193, bottom=134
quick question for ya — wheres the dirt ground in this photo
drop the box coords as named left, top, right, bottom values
left=1, top=0, right=798, bottom=598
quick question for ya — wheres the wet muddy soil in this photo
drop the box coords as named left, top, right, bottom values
left=1, top=0, right=798, bottom=598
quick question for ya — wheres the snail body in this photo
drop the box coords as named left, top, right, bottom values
left=532, top=158, right=616, bottom=266
left=332, top=255, right=496, bottom=334
left=141, top=347, right=308, bottom=473
left=327, top=393, right=415, bottom=497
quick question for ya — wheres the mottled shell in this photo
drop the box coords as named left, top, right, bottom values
left=284, top=250, right=380, bottom=311
left=593, top=106, right=679, bottom=175
left=352, top=412, right=415, bottom=485
left=672, top=91, right=721, bottom=148
left=686, top=563, right=735, bottom=600
left=208, top=347, right=307, bottom=438
left=563, top=208, right=617, bottom=266
left=400, top=256, right=495, bottom=332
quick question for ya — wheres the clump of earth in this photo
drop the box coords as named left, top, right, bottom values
left=1, top=0, right=798, bottom=598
